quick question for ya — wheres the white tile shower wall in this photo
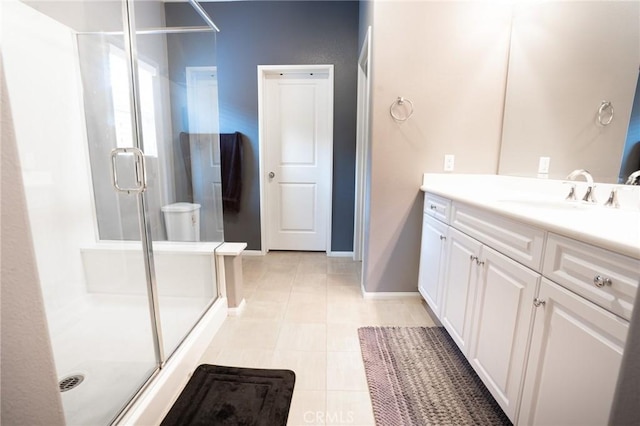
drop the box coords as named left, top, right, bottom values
left=81, top=242, right=218, bottom=297
left=2, top=0, right=96, bottom=313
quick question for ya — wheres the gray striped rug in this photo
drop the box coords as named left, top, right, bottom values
left=358, top=326, right=511, bottom=425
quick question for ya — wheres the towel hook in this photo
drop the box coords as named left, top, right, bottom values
left=390, top=96, right=414, bottom=122
left=597, top=100, right=614, bottom=126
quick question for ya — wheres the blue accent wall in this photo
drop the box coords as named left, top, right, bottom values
left=620, top=72, right=640, bottom=181
left=165, top=1, right=360, bottom=251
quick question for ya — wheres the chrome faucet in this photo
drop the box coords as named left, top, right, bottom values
left=566, top=169, right=596, bottom=203
left=625, top=170, right=640, bottom=185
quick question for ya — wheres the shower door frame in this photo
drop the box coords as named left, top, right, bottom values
left=120, top=0, right=165, bottom=368
left=109, top=0, right=222, bottom=423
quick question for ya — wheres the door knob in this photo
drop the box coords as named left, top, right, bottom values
left=269, top=172, right=275, bottom=179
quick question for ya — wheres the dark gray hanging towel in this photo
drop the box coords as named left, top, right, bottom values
left=179, top=132, right=194, bottom=202
left=220, top=132, right=243, bottom=213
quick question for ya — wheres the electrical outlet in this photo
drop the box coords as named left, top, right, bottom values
left=444, top=155, right=455, bottom=172
left=538, top=156, right=550, bottom=174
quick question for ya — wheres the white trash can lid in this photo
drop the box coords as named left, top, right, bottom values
left=161, top=202, right=201, bottom=213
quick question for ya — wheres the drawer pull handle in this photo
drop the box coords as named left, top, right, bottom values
left=439, top=235, right=446, bottom=241
left=533, top=298, right=546, bottom=308
left=430, top=205, right=437, bottom=210
left=593, top=275, right=612, bottom=288
left=469, top=255, right=484, bottom=266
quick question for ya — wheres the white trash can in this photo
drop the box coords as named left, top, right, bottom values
left=161, top=202, right=201, bottom=242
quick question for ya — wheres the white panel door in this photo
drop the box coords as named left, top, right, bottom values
left=264, top=72, right=332, bottom=251
left=187, top=67, right=219, bottom=134
left=518, top=278, right=628, bottom=426
left=417, top=214, right=448, bottom=317
left=186, top=67, right=223, bottom=241
left=468, top=246, right=540, bottom=421
left=189, top=134, right=224, bottom=241
left=441, top=228, right=482, bottom=355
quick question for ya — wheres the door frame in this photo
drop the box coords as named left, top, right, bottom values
left=257, top=64, right=334, bottom=254
left=354, top=26, right=372, bottom=262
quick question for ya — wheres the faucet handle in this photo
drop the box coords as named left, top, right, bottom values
left=604, top=187, right=620, bottom=208
left=563, top=182, right=577, bottom=201
left=583, top=185, right=597, bottom=203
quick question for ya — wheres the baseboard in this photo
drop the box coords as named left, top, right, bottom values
left=361, top=290, right=422, bottom=300
left=242, top=250, right=264, bottom=257
left=227, top=298, right=246, bottom=316
left=327, top=251, right=354, bottom=258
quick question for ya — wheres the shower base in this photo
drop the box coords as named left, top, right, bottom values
left=49, top=293, right=214, bottom=426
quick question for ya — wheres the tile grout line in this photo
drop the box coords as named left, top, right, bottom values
left=271, top=255, right=298, bottom=364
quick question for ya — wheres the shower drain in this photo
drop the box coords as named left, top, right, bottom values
left=59, top=374, right=84, bottom=392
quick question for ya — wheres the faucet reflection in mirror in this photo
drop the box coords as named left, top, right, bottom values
left=626, top=170, right=640, bottom=185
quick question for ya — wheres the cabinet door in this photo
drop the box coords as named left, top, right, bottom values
left=441, top=228, right=481, bottom=355
left=417, top=214, right=448, bottom=317
left=518, top=278, right=628, bottom=426
left=468, top=246, right=540, bottom=422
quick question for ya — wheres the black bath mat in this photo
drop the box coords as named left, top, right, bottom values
left=160, top=364, right=296, bottom=426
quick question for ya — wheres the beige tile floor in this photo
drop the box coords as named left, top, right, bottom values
left=198, top=251, right=437, bottom=426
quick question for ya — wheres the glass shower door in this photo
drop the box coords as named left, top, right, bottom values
left=3, top=1, right=160, bottom=425
left=131, top=0, right=223, bottom=359
left=4, top=0, right=224, bottom=423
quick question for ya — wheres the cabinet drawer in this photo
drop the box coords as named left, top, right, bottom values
left=424, top=193, right=451, bottom=223
left=451, top=203, right=545, bottom=271
left=543, top=234, right=639, bottom=320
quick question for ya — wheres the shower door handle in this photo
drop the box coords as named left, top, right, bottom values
left=110, top=147, right=148, bottom=194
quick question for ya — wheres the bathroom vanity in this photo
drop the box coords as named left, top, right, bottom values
left=418, top=173, right=640, bottom=425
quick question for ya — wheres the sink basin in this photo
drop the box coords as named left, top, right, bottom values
left=497, top=198, right=595, bottom=211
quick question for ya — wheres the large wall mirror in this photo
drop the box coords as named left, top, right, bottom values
left=498, top=1, right=640, bottom=183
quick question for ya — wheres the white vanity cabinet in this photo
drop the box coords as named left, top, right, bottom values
left=417, top=214, right=448, bottom=317
left=518, top=233, right=638, bottom=425
left=518, top=278, right=629, bottom=426
left=439, top=226, right=540, bottom=420
left=467, top=245, right=540, bottom=421
left=417, top=193, right=451, bottom=317
left=418, top=189, right=638, bottom=425
left=440, top=228, right=481, bottom=355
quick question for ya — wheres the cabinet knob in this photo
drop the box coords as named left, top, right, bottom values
left=593, top=275, right=612, bottom=288
left=470, top=255, right=478, bottom=262
left=430, top=204, right=437, bottom=210
left=533, top=298, right=546, bottom=308
left=440, top=235, right=446, bottom=241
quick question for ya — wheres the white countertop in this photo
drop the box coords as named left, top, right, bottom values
left=421, top=174, right=640, bottom=260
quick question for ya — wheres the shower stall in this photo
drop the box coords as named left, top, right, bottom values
left=2, top=0, right=225, bottom=424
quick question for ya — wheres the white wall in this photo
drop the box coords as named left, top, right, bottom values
left=2, top=1, right=97, bottom=312
left=0, top=6, right=66, bottom=420
left=363, top=0, right=512, bottom=292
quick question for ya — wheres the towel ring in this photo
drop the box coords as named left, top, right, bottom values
left=390, top=97, right=414, bottom=122
left=597, top=100, right=614, bottom=126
